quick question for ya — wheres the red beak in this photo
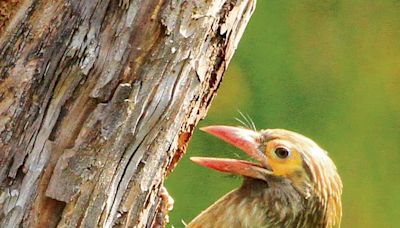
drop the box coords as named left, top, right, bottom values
left=190, top=125, right=272, bottom=180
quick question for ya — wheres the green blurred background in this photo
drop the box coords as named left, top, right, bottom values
left=166, top=1, right=400, bottom=227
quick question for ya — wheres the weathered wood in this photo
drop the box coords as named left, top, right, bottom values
left=0, top=0, right=256, bottom=227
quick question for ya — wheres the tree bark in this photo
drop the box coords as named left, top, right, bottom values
left=0, top=0, right=255, bottom=227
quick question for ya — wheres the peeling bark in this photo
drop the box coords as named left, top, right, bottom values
left=0, top=0, right=256, bottom=227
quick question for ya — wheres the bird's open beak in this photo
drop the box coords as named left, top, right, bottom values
left=190, top=125, right=272, bottom=181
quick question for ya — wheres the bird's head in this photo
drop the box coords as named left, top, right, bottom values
left=191, top=125, right=342, bottom=226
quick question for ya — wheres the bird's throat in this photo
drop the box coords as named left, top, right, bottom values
left=187, top=178, right=305, bottom=228
left=188, top=178, right=325, bottom=228
left=187, top=185, right=269, bottom=228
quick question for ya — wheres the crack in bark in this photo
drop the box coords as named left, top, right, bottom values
left=0, top=0, right=256, bottom=227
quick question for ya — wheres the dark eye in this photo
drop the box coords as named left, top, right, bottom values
left=274, top=147, right=290, bottom=159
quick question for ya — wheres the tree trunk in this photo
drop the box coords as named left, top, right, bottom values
left=0, top=0, right=255, bottom=227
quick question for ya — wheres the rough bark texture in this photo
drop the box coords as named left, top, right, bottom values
left=0, top=0, right=255, bottom=227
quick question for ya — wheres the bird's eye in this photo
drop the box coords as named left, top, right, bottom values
left=274, top=147, right=290, bottom=159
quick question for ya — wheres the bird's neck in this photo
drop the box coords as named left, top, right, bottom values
left=188, top=178, right=333, bottom=228
left=187, top=181, right=270, bottom=228
left=187, top=178, right=303, bottom=228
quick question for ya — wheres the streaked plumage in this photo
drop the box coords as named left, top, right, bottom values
left=188, top=126, right=342, bottom=228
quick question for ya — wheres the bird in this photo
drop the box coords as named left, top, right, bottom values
left=187, top=125, right=342, bottom=228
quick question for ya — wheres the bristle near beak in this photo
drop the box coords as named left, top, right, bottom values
left=191, top=126, right=272, bottom=180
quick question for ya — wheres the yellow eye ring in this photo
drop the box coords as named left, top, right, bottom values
left=274, top=147, right=291, bottom=159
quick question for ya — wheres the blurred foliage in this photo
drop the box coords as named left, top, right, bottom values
left=166, top=1, right=400, bottom=227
